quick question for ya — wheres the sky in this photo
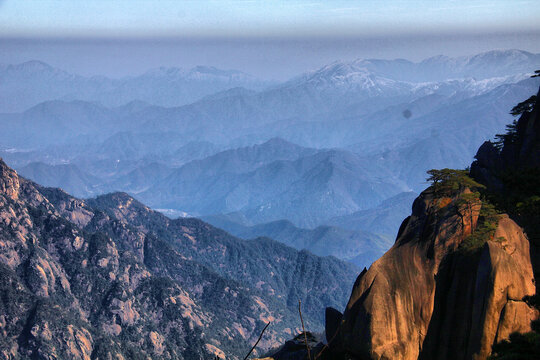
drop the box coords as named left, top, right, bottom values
left=1, top=0, right=540, bottom=79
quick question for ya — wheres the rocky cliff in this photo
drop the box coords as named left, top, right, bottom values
left=471, top=86, right=540, bottom=287
left=0, top=158, right=358, bottom=359
left=332, top=86, right=540, bottom=360
left=339, top=189, right=536, bottom=360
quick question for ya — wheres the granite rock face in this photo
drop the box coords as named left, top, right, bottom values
left=261, top=86, right=540, bottom=360
left=336, top=86, right=540, bottom=360
left=339, top=188, right=537, bottom=360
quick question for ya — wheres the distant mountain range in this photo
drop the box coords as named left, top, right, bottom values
left=17, top=162, right=101, bottom=198
left=1, top=49, right=539, bottom=269
left=138, top=139, right=410, bottom=228
left=327, top=191, right=418, bottom=236
left=0, top=61, right=270, bottom=112
left=314, top=49, right=540, bottom=82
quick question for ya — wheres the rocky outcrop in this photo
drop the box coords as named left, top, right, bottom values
left=338, top=187, right=536, bottom=360
left=471, top=87, right=540, bottom=187
left=257, top=86, right=540, bottom=360
left=470, top=87, right=540, bottom=295
left=0, top=159, right=20, bottom=201
left=333, top=86, right=540, bottom=360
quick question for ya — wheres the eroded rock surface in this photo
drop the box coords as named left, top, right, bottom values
left=339, top=187, right=536, bottom=360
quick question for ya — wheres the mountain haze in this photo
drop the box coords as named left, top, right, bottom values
left=1, top=49, right=538, bottom=275
left=140, top=141, right=409, bottom=227
left=0, top=61, right=270, bottom=113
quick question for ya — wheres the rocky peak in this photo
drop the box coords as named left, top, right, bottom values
left=1, top=157, right=359, bottom=359
left=335, top=184, right=536, bottom=360
left=0, top=158, right=20, bottom=201
left=324, top=87, right=540, bottom=360
left=472, top=86, right=540, bottom=183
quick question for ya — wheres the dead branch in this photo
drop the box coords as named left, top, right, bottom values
left=314, top=324, right=341, bottom=360
left=243, top=321, right=271, bottom=360
left=298, top=300, right=312, bottom=360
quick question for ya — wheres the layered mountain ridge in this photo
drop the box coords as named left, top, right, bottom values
left=140, top=143, right=410, bottom=228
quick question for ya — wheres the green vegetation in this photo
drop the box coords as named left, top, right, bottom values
left=455, top=191, right=481, bottom=228
left=427, top=168, right=500, bottom=253
left=493, top=119, right=519, bottom=150
left=488, top=85, right=540, bottom=245
left=483, top=87, right=540, bottom=358
left=497, top=83, right=540, bottom=244
left=459, top=201, right=500, bottom=253
left=496, top=168, right=540, bottom=245
left=426, top=168, right=484, bottom=196
left=495, top=72, right=538, bottom=150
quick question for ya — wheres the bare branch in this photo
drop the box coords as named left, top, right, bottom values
left=243, top=321, right=271, bottom=360
left=314, top=324, right=341, bottom=360
left=298, top=300, right=312, bottom=360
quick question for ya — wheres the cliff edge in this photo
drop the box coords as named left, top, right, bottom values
left=334, top=86, right=540, bottom=360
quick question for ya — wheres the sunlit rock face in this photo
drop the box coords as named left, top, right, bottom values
left=340, top=188, right=536, bottom=360
left=339, top=88, right=540, bottom=360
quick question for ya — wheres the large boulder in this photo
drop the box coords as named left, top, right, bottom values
left=339, top=188, right=537, bottom=360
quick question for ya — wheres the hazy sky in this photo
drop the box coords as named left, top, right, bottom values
left=1, top=1, right=540, bottom=79
left=2, top=0, right=539, bottom=37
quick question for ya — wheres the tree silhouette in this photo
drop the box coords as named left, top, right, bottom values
left=510, top=95, right=537, bottom=116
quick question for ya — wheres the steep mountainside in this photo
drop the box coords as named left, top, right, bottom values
left=339, top=187, right=536, bottom=360
left=471, top=86, right=540, bottom=296
left=0, top=159, right=357, bottom=359
left=85, top=192, right=358, bottom=324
